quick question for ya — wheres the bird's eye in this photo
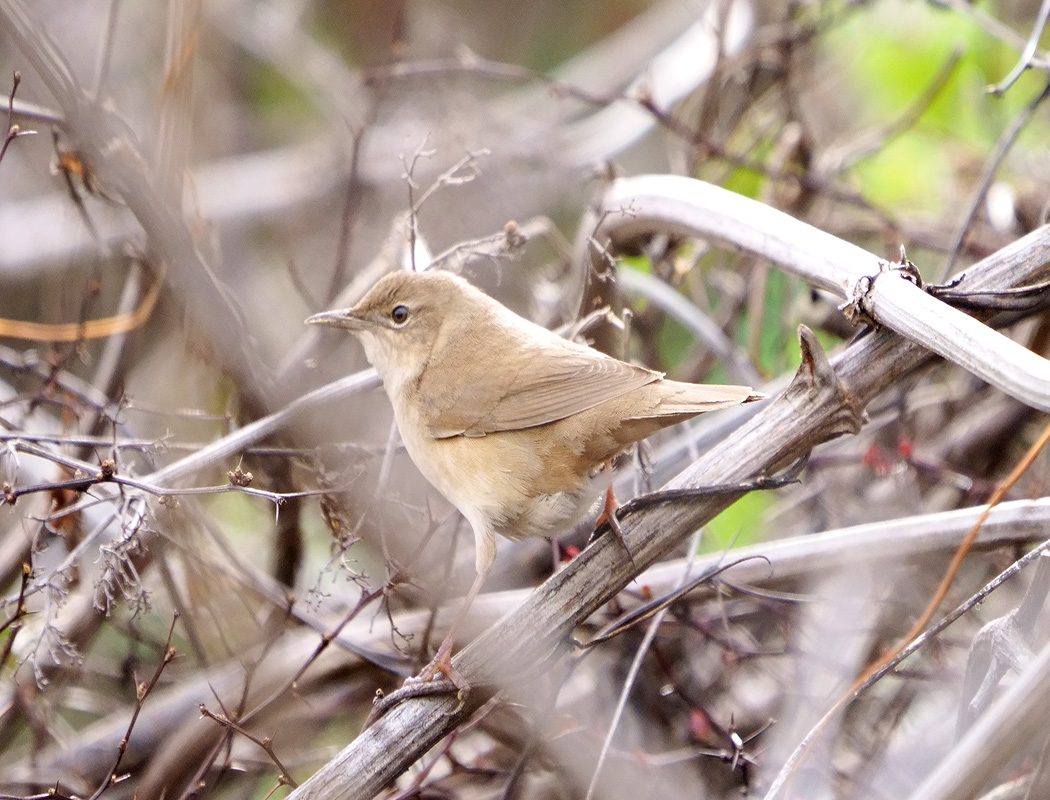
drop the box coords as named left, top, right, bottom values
left=390, top=304, right=410, bottom=325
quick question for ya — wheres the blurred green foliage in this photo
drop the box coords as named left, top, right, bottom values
left=824, top=0, right=1049, bottom=212
left=243, top=60, right=317, bottom=140
left=703, top=491, right=771, bottom=553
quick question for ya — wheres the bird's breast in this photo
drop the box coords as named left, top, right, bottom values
left=390, top=399, right=611, bottom=541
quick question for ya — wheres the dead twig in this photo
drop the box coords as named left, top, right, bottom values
left=87, top=613, right=179, bottom=800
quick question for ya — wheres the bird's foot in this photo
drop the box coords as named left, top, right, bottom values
left=364, top=645, right=468, bottom=727
left=413, top=644, right=470, bottom=693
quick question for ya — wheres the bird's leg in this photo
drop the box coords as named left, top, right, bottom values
left=412, top=524, right=497, bottom=691
left=367, top=537, right=493, bottom=718
left=593, top=485, right=620, bottom=535
left=594, top=485, right=635, bottom=566
left=414, top=562, right=490, bottom=692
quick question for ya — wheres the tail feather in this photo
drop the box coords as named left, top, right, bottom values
left=595, top=380, right=764, bottom=459
left=644, top=380, right=762, bottom=417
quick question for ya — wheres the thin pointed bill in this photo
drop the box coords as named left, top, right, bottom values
left=305, top=308, right=365, bottom=330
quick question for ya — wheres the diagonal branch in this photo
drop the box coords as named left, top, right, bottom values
left=258, top=199, right=1050, bottom=800
left=587, top=175, right=1050, bottom=412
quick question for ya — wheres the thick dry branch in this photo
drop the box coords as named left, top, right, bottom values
left=859, top=271, right=1050, bottom=412
left=280, top=339, right=851, bottom=799
left=282, top=205, right=1050, bottom=800
left=12, top=493, right=1048, bottom=791
left=588, top=175, right=1050, bottom=411
left=585, top=174, right=878, bottom=296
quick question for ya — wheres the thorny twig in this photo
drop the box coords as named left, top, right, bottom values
left=399, top=136, right=435, bottom=274
left=987, top=0, right=1050, bottom=94
left=585, top=530, right=703, bottom=800
left=0, top=786, right=76, bottom=800
left=390, top=728, right=461, bottom=800
left=0, top=71, right=36, bottom=169
left=208, top=583, right=395, bottom=760
left=198, top=705, right=299, bottom=789
left=325, top=121, right=373, bottom=306
left=0, top=562, right=31, bottom=674
left=576, top=554, right=771, bottom=649
left=87, top=613, right=178, bottom=800
left=399, top=143, right=490, bottom=273
left=1, top=441, right=333, bottom=517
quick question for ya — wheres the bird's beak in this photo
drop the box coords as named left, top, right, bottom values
left=305, top=308, right=365, bottom=331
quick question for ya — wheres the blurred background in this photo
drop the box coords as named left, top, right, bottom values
left=1, top=0, right=1050, bottom=798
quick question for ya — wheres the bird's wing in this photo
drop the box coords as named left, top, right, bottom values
left=423, top=344, right=662, bottom=438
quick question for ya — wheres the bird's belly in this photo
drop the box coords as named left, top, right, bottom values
left=394, top=412, right=613, bottom=542
left=494, top=487, right=594, bottom=541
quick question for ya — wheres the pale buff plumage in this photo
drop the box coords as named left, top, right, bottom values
left=307, top=269, right=760, bottom=684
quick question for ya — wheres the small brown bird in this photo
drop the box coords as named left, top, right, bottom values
left=307, top=269, right=760, bottom=685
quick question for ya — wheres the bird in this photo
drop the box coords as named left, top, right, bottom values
left=307, top=268, right=761, bottom=687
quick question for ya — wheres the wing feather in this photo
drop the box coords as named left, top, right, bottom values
left=424, top=342, right=662, bottom=438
